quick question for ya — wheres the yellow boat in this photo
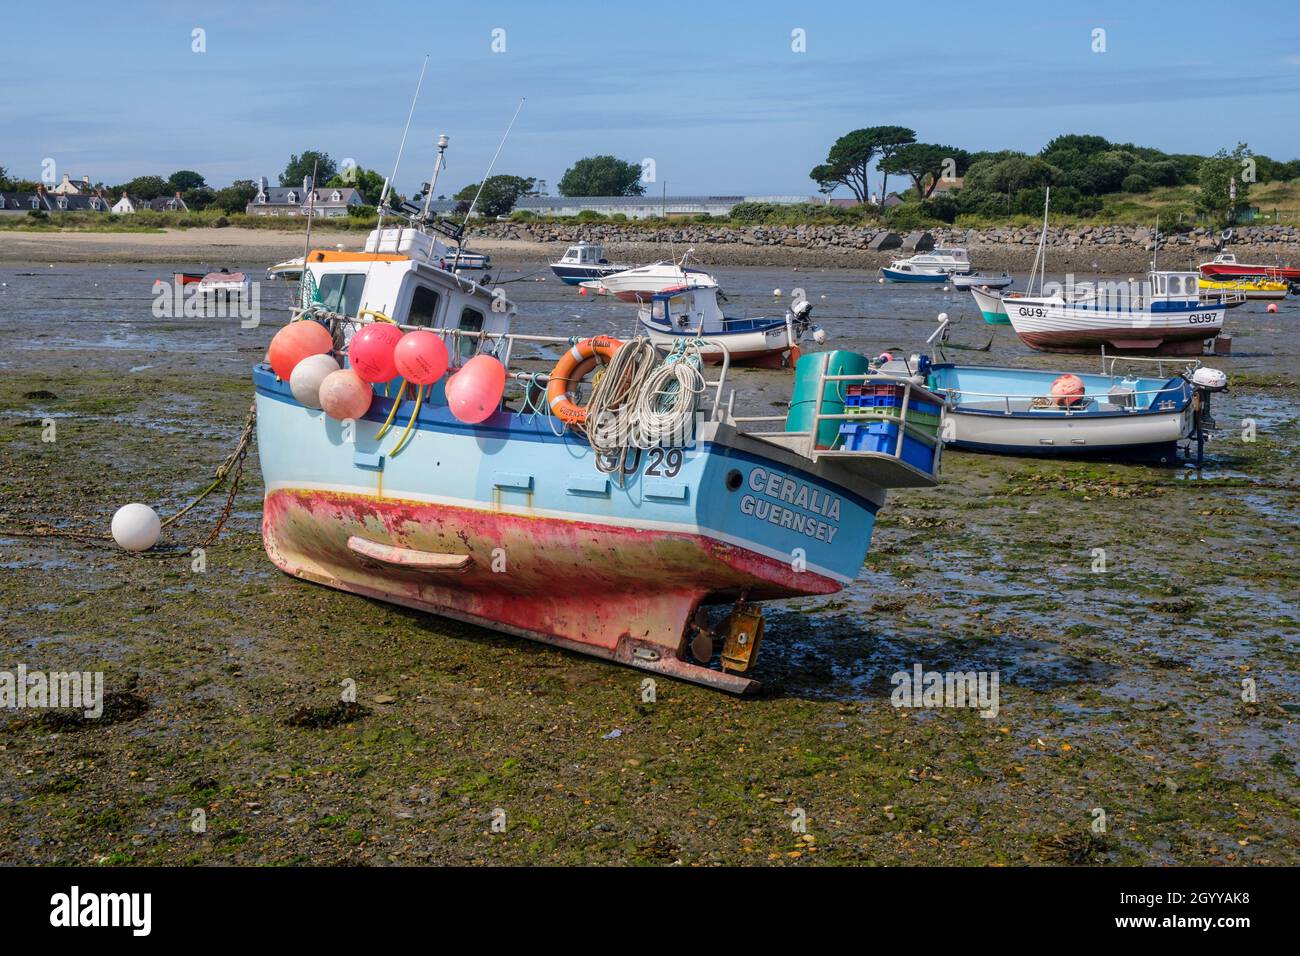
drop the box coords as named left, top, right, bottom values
left=1198, top=276, right=1289, bottom=301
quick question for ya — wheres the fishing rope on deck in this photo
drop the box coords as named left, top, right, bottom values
left=582, top=338, right=705, bottom=471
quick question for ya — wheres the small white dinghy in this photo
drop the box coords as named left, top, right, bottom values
left=951, top=272, right=1013, bottom=291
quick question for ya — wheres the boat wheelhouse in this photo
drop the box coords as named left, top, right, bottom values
left=637, top=284, right=821, bottom=367
left=550, top=242, right=627, bottom=284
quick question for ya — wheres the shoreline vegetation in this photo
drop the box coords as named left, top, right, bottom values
left=4, top=175, right=1300, bottom=235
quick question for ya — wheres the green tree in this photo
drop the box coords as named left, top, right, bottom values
left=810, top=126, right=916, bottom=203
left=453, top=175, right=537, bottom=217
left=870, top=125, right=917, bottom=205
left=879, top=144, right=971, bottom=199
left=167, top=170, right=206, bottom=192
left=1198, top=144, right=1252, bottom=226
left=210, top=179, right=258, bottom=214
left=113, top=175, right=170, bottom=200
left=281, top=151, right=338, bottom=187
left=182, top=186, right=216, bottom=210
left=557, top=156, right=645, bottom=196
left=325, top=166, right=386, bottom=205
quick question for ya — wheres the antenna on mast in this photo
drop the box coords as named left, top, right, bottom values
left=460, top=98, right=526, bottom=227
left=420, top=134, right=450, bottom=221
left=377, top=54, right=429, bottom=231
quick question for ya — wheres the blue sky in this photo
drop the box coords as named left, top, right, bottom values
left=3, top=0, right=1299, bottom=197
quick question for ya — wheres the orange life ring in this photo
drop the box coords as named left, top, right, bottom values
left=547, top=335, right=622, bottom=425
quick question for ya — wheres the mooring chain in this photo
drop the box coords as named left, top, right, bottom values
left=1, top=401, right=257, bottom=555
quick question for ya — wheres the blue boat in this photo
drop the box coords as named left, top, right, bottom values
left=879, top=248, right=973, bottom=284
left=872, top=353, right=1227, bottom=462
left=257, top=222, right=945, bottom=693
left=549, top=241, right=627, bottom=285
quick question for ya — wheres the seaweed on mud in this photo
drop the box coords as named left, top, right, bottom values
left=1035, top=831, right=1114, bottom=865
left=12, top=691, right=150, bottom=732
left=284, top=701, right=371, bottom=729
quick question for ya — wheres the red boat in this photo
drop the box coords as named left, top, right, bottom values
left=1198, top=252, right=1300, bottom=282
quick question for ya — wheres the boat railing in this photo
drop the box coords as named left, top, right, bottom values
left=291, top=307, right=735, bottom=423
left=938, top=382, right=1187, bottom=416
left=1098, top=346, right=1200, bottom=379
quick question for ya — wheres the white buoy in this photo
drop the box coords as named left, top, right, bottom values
left=938, top=312, right=949, bottom=322
left=943, top=285, right=950, bottom=292
left=878, top=277, right=885, bottom=284
left=290, top=353, right=340, bottom=408
left=773, top=288, right=782, bottom=296
left=111, top=503, right=161, bottom=552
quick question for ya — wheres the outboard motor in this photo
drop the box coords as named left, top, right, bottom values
left=1187, top=367, right=1228, bottom=466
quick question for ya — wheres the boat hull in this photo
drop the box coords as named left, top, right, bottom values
left=254, top=366, right=887, bottom=691
left=1004, top=299, right=1223, bottom=355
left=880, top=267, right=948, bottom=283
left=638, top=318, right=798, bottom=367
left=969, top=288, right=1011, bottom=325
left=1200, top=263, right=1300, bottom=281
left=550, top=263, right=625, bottom=285
left=943, top=408, right=1191, bottom=461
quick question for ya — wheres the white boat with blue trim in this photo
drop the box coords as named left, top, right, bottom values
left=636, top=284, right=824, bottom=367
left=880, top=247, right=973, bottom=283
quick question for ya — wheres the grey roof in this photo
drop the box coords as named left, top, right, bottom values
left=253, top=185, right=365, bottom=206
left=0, top=191, right=110, bottom=211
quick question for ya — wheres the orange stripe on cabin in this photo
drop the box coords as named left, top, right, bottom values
left=307, top=251, right=410, bottom=263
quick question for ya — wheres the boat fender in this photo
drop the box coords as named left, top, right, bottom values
left=1050, top=373, right=1086, bottom=407
left=547, top=336, right=624, bottom=425
left=1191, top=367, right=1228, bottom=391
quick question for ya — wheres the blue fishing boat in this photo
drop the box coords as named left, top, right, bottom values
left=256, top=212, right=945, bottom=692
left=872, top=352, right=1227, bottom=462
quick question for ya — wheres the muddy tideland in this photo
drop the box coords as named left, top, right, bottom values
left=0, top=255, right=1296, bottom=866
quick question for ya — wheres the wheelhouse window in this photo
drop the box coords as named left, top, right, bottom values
left=407, top=285, right=442, bottom=327
left=456, top=306, right=485, bottom=361
left=316, top=272, right=367, bottom=317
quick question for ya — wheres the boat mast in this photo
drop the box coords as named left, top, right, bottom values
left=1029, top=186, right=1050, bottom=295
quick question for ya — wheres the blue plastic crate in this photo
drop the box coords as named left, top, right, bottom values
left=839, top=421, right=937, bottom=473
left=844, top=394, right=942, bottom=416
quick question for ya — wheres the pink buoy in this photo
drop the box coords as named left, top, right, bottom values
left=445, top=354, right=506, bottom=424
left=1267, top=303, right=1278, bottom=313
left=318, top=369, right=374, bottom=421
left=1051, top=373, right=1086, bottom=406
left=393, top=330, right=449, bottom=385
left=268, top=320, right=333, bottom=380
left=348, top=323, right=404, bottom=382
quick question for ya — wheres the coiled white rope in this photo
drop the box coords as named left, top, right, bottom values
left=583, top=338, right=705, bottom=464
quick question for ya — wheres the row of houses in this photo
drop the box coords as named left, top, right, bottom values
left=243, top=176, right=368, bottom=217
left=0, top=184, right=189, bottom=215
